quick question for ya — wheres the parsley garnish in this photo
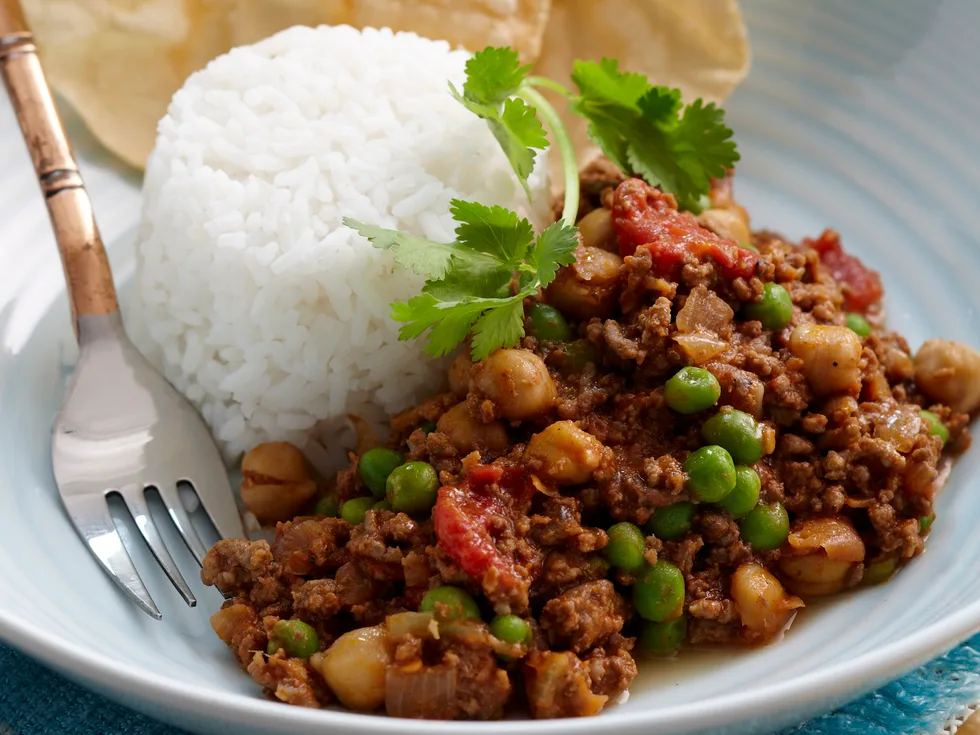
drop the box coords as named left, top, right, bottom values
left=344, top=202, right=578, bottom=361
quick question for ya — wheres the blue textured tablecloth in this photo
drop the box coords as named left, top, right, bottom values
left=3, top=637, right=980, bottom=735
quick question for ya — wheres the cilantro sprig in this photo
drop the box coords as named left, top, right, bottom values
left=568, top=59, right=739, bottom=211
left=455, top=50, right=739, bottom=215
left=449, top=49, right=545, bottom=199
left=450, top=47, right=580, bottom=226
left=345, top=49, right=741, bottom=360
left=344, top=201, right=578, bottom=361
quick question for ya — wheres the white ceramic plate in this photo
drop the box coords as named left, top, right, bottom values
left=2, top=1, right=980, bottom=734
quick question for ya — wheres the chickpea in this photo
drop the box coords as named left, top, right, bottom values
left=436, top=402, right=510, bottom=454
left=788, top=324, right=863, bottom=396
left=576, top=207, right=617, bottom=252
left=779, top=555, right=856, bottom=597
left=448, top=351, right=473, bottom=398
left=786, top=517, right=866, bottom=561
left=210, top=604, right=254, bottom=645
left=731, top=562, right=804, bottom=642
left=525, top=650, right=608, bottom=718
left=470, top=349, right=557, bottom=421
left=545, top=244, right=623, bottom=321
left=310, top=625, right=392, bottom=711
left=697, top=207, right=751, bottom=244
left=524, top=421, right=605, bottom=485
left=914, top=338, right=980, bottom=414
left=879, top=342, right=915, bottom=383
left=779, top=518, right=865, bottom=597
left=240, top=442, right=317, bottom=525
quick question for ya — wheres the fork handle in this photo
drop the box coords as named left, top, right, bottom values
left=0, top=0, right=119, bottom=333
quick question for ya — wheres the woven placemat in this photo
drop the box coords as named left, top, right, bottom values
left=3, top=633, right=980, bottom=735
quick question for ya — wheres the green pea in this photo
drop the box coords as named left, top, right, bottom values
left=372, top=500, right=392, bottom=511
left=603, top=522, right=647, bottom=571
left=920, top=410, right=949, bottom=445
left=633, top=561, right=686, bottom=623
left=419, top=420, right=437, bottom=434
left=527, top=303, right=573, bottom=342
left=268, top=619, right=318, bottom=659
left=744, top=282, right=793, bottom=331
left=490, top=614, right=532, bottom=645
left=638, top=616, right=687, bottom=655
left=340, top=496, right=375, bottom=525
left=920, top=513, right=936, bottom=535
left=684, top=445, right=736, bottom=503
left=863, top=557, right=898, bottom=586
left=739, top=242, right=760, bottom=253
left=420, top=586, right=480, bottom=621
left=845, top=312, right=872, bottom=337
left=314, top=495, right=339, bottom=517
left=386, top=461, right=440, bottom=514
left=739, top=502, right=790, bottom=550
left=358, top=448, right=403, bottom=498
left=701, top=408, right=765, bottom=465
left=717, top=466, right=761, bottom=518
left=647, top=502, right=695, bottom=541
left=664, top=367, right=721, bottom=414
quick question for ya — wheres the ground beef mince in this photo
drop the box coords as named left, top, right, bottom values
left=540, top=580, right=628, bottom=653
left=202, top=172, right=970, bottom=719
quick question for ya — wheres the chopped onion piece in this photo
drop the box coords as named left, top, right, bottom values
left=385, top=665, right=456, bottom=719
left=676, top=286, right=734, bottom=333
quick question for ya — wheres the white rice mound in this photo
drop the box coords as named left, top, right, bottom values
left=132, top=25, right=548, bottom=467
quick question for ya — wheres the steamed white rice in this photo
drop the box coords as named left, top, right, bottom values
left=131, top=24, right=548, bottom=467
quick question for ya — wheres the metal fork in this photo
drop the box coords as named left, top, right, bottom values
left=0, top=0, right=245, bottom=619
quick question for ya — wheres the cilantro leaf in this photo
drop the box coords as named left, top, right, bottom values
left=462, top=47, right=531, bottom=105
left=390, top=293, right=442, bottom=341
left=373, top=200, right=580, bottom=360
left=390, top=293, right=489, bottom=356
left=528, top=220, right=579, bottom=288
left=672, top=99, right=739, bottom=199
left=491, top=97, right=548, bottom=185
left=423, top=259, right=513, bottom=301
left=571, top=58, right=648, bottom=113
left=470, top=298, right=525, bottom=360
left=450, top=47, right=547, bottom=197
left=426, top=306, right=488, bottom=357
left=500, top=97, right=548, bottom=150
left=344, top=218, right=457, bottom=280
left=450, top=199, right=535, bottom=264
left=570, top=59, right=739, bottom=210
left=570, top=58, right=648, bottom=172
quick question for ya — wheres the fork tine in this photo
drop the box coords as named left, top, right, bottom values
left=154, top=484, right=208, bottom=566
left=183, top=465, right=246, bottom=541
left=63, top=494, right=162, bottom=620
left=121, top=487, right=197, bottom=608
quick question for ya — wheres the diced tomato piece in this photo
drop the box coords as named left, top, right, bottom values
left=611, top=178, right=760, bottom=280
left=432, top=465, right=529, bottom=589
left=467, top=464, right=504, bottom=486
left=433, top=485, right=510, bottom=583
left=805, top=229, right=883, bottom=312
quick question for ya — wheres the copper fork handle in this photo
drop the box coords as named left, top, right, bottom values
left=0, top=0, right=119, bottom=331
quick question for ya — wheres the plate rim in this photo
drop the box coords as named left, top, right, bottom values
left=2, top=588, right=979, bottom=733
left=4, top=2, right=980, bottom=729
